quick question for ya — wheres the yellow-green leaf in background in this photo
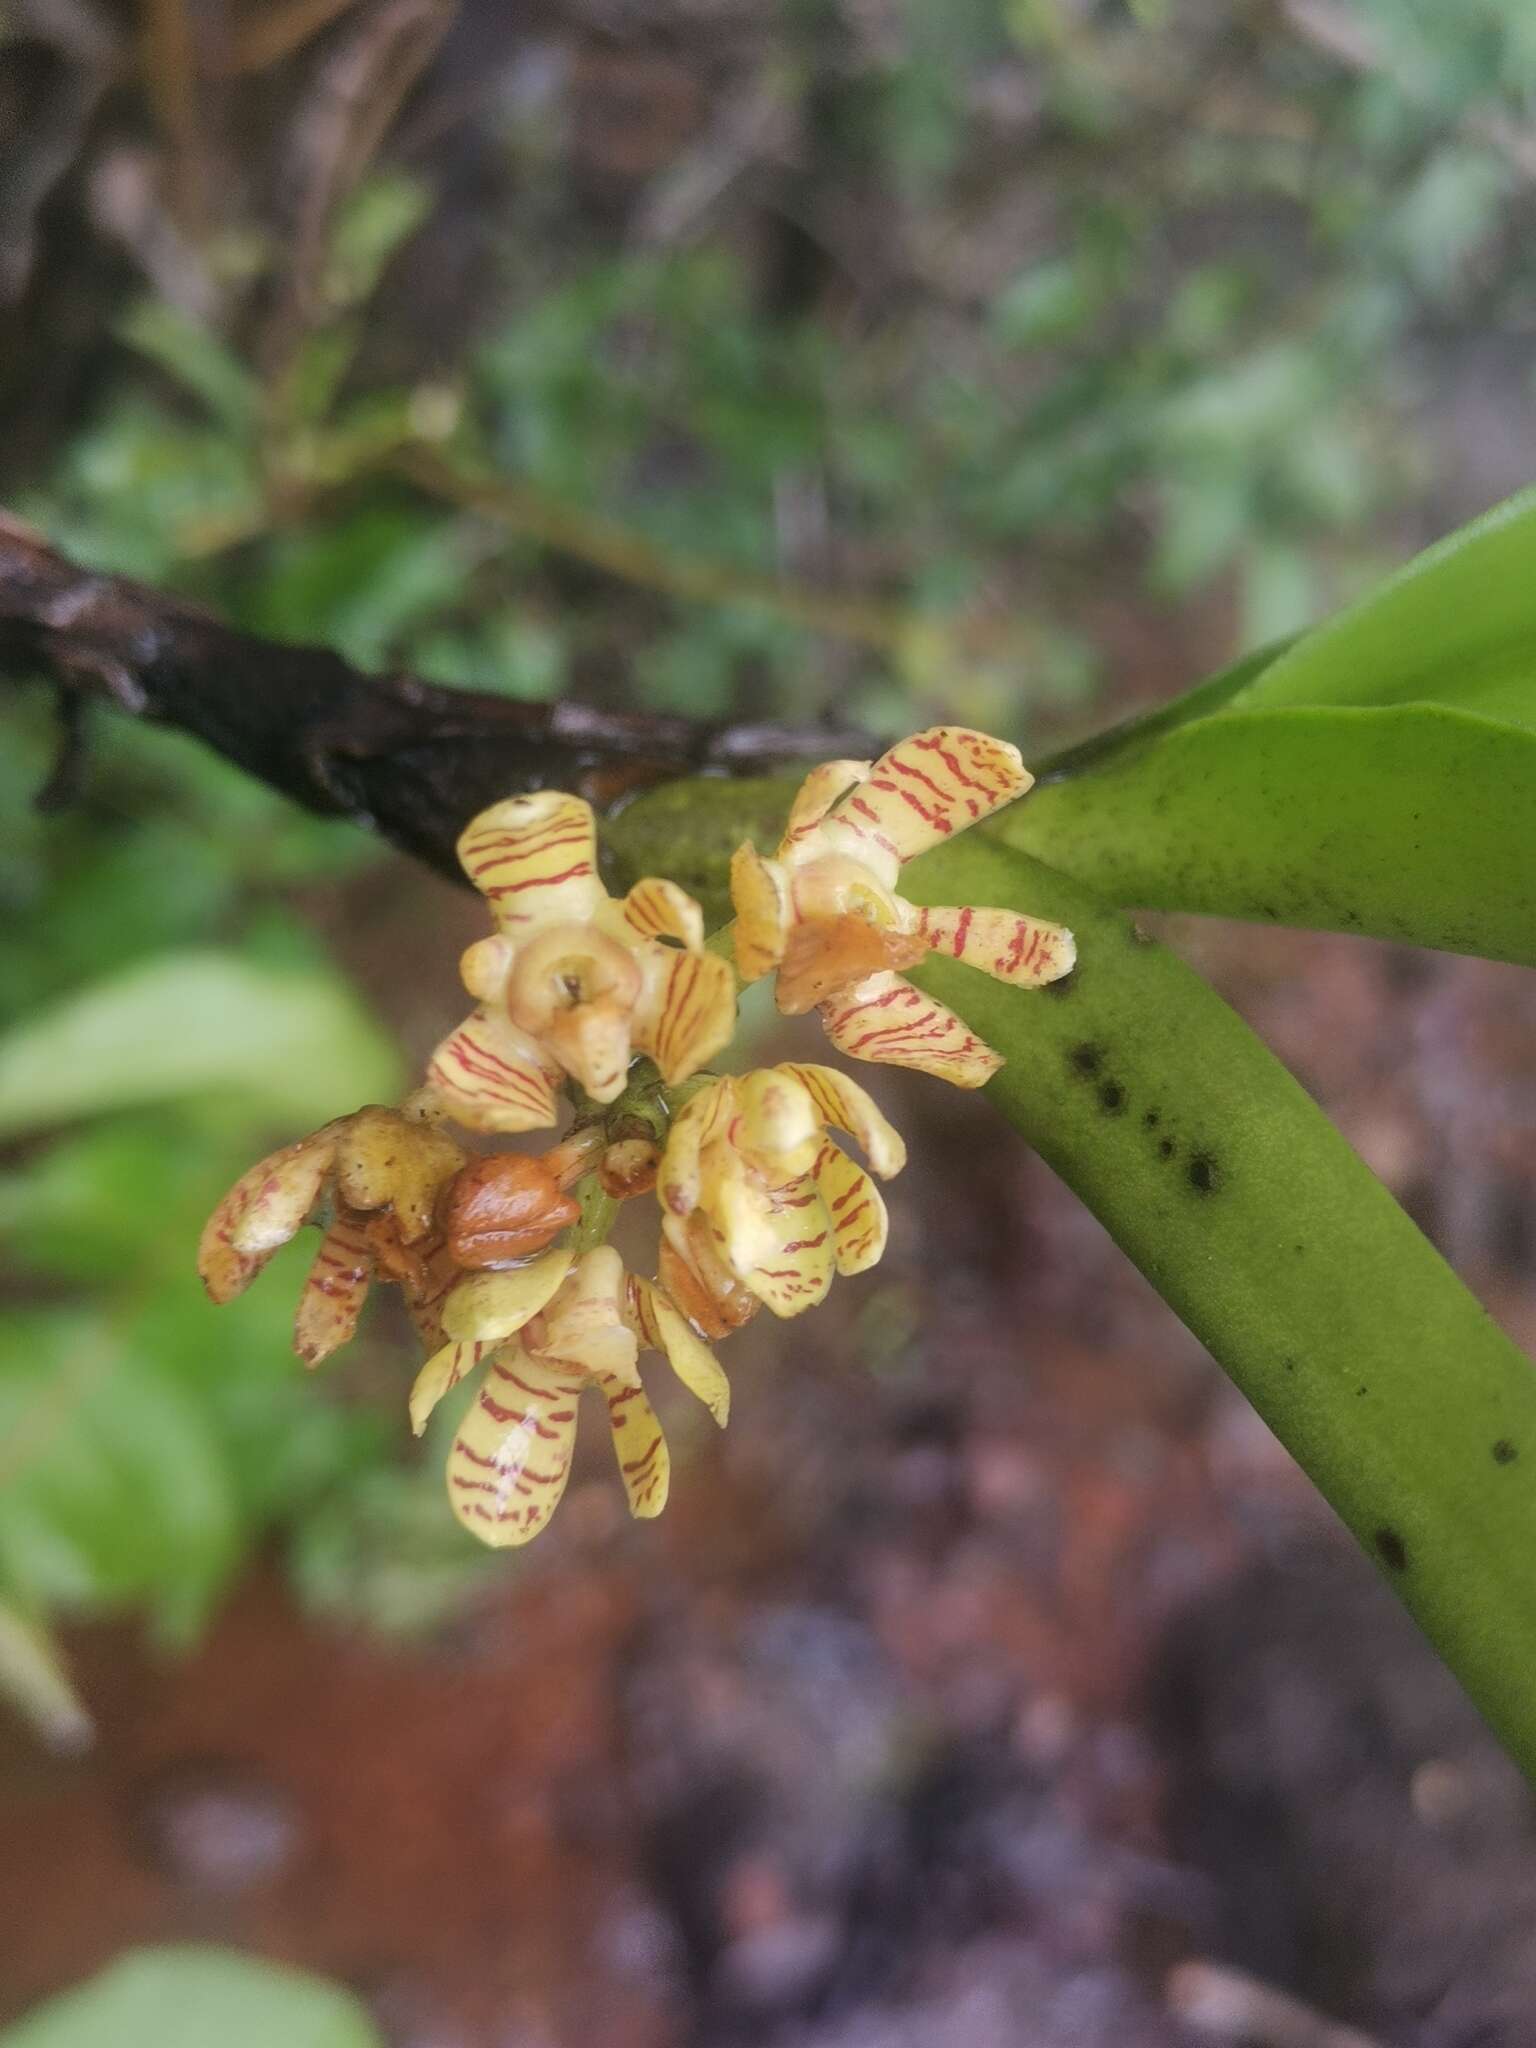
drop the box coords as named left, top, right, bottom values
left=1012, top=487, right=1536, bottom=957
left=0, top=1949, right=382, bottom=2048
left=0, top=952, right=401, bottom=1140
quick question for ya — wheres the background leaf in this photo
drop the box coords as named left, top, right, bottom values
left=0, top=952, right=402, bottom=1139
left=1009, top=486, right=1536, bottom=955
left=0, top=1309, right=241, bottom=1642
left=1007, top=702, right=1536, bottom=963
left=0, top=1949, right=382, bottom=2048
left=1228, top=482, right=1536, bottom=722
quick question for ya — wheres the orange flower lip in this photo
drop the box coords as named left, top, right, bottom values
left=729, top=726, right=1076, bottom=1086
left=775, top=913, right=929, bottom=1015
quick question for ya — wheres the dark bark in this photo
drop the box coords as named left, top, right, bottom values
left=0, top=514, right=862, bottom=883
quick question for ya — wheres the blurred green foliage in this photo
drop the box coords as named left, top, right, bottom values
left=0, top=710, right=387, bottom=1647
left=0, top=706, right=499, bottom=1709
left=22, top=1, right=1536, bottom=737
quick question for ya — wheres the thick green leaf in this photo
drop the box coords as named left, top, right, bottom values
left=1014, top=490, right=1536, bottom=955
left=1006, top=702, right=1536, bottom=963
left=1228, top=483, right=1536, bottom=723
left=0, top=952, right=401, bottom=1139
left=0, top=1949, right=382, bottom=2048
left=901, top=833, right=1536, bottom=1777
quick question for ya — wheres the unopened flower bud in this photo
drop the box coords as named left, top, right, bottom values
left=441, top=1153, right=581, bottom=1268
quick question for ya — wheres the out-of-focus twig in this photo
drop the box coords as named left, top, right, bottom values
left=260, top=0, right=456, bottom=384
left=0, top=1601, right=93, bottom=1755
left=0, top=511, right=867, bottom=879
left=208, top=0, right=363, bottom=78
left=390, top=444, right=1045, bottom=671
left=136, top=0, right=206, bottom=238
left=0, top=1, right=122, bottom=302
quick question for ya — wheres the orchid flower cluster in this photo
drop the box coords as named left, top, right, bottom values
left=199, top=729, right=1074, bottom=1547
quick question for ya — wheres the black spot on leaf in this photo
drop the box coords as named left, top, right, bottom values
left=1374, top=1526, right=1408, bottom=1572
left=1493, top=1440, right=1519, bottom=1465
left=1186, top=1152, right=1222, bottom=1196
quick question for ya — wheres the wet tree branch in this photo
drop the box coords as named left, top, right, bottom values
left=0, top=513, right=862, bottom=882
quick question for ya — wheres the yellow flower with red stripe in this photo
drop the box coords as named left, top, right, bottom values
left=730, top=727, right=1074, bottom=1086
left=197, top=1105, right=468, bottom=1363
left=410, top=1248, right=730, bottom=1547
left=427, top=792, right=736, bottom=1130
left=658, top=1063, right=906, bottom=1323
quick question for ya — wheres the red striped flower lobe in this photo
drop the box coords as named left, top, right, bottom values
left=427, top=792, right=736, bottom=1130
left=729, top=728, right=1075, bottom=1086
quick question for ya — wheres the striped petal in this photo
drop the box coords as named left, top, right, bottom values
left=774, top=1062, right=907, bottom=1178
left=729, top=843, right=791, bottom=983
left=781, top=759, right=870, bottom=849
left=457, top=792, right=603, bottom=933
left=820, top=970, right=1002, bottom=1087
left=198, top=1131, right=336, bottom=1302
left=410, top=1335, right=494, bottom=1435
left=403, top=1242, right=459, bottom=1355
left=601, top=1373, right=670, bottom=1520
left=726, top=1172, right=836, bottom=1319
left=621, top=877, right=705, bottom=951
left=818, top=727, right=1032, bottom=871
left=657, top=1077, right=735, bottom=1219
left=446, top=1348, right=583, bottom=1547
left=440, top=1248, right=574, bottom=1344
left=629, top=1276, right=731, bottom=1426
left=426, top=1005, right=563, bottom=1134
left=637, top=945, right=737, bottom=1088
left=812, top=1140, right=889, bottom=1277
left=916, top=905, right=1075, bottom=988
left=293, top=1214, right=373, bottom=1366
